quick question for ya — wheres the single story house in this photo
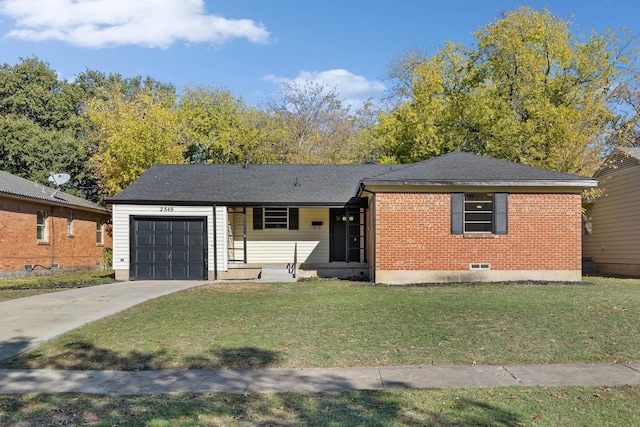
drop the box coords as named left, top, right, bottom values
left=0, top=170, right=112, bottom=278
left=107, top=151, right=596, bottom=284
left=582, top=147, right=640, bottom=276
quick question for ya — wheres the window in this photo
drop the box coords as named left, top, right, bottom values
left=96, top=219, right=103, bottom=244
left=67, top=212, right=74, bottom=236
left=451, top=192, right=507, bottom=235
left=464, top=193, right=493, bottom=232
left=253, top=207, right=299, bottom=230
left=264, top=208, right=288, bottom=229
left=36, top=210, right=47, bottom=241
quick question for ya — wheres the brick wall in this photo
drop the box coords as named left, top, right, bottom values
left=0, top=196, right=112, bottom=274
left=374, top=192, right=582, bottom=272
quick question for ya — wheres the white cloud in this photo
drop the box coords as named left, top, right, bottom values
left=264, top=69, right=386, bottom=109
left=0, top=0, right=271, bottom=48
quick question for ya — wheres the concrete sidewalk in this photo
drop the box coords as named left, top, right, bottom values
left=0, top=280, right=209, bottom=362
left=0, top=363, right=639, bottom=394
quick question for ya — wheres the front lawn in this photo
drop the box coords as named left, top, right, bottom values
left=3, top=276, right=639, bottom=370
left=0, top=271, right=116, bottom=302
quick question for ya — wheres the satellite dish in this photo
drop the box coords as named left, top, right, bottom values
left=48, top=173, right=71, bottom=186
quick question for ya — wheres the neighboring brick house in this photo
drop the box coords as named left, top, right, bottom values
left=0, top=171, right=112, bottom=278
left=582, top=147, right=640, bottom=276
left=107, top=151, right=596, bottom=283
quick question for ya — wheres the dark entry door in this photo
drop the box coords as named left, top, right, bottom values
left=132, top=218, right=206, bottom=280
left=330, top=208, right=361, bottom=262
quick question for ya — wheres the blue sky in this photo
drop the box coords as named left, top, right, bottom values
left=0, top=0, right=637, bottom=108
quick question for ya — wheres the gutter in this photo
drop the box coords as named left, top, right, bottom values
left=359, top=179, right=598, bottom=188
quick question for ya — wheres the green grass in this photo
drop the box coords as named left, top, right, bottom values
left=0, top=270, right=116, bottom=301
left=1, top=386, right=639, bottom=426
left=0, top=269, right=116, bottom=289
left=3, top=276, right=639, bottom=370
left=2, top=276, right=640, bottom=425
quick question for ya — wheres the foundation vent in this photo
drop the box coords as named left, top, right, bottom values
left=470, top=263, right=491, bottom=270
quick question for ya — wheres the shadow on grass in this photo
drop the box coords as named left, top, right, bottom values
left=1, top=341, right=283, bottom=370
left=0, top=390, right=526, bottom=426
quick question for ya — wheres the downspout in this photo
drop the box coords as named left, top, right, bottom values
left=50, top=205, right=56, bottom=269
left=213, top=205, right=218, bottom=281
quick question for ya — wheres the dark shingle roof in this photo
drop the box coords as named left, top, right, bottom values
left=0, top=170, right=109, bottom=213
left=361, top=151, right=597, bottom=187
left=107, top=152, right=597, bottom=206
left=595, top=147, right=640, bottom=177
left=107, top=163, right=405, bottom=206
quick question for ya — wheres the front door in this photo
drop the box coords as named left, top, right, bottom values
left=330, top=208, right=361, bottom=262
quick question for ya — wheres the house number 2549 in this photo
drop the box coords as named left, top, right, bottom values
left=160, top=207, right=174, bottom=212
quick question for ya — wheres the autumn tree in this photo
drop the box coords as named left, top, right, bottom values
left=265, top=81, right=373, bottom=163
left=87, top=80, right=183, bottom=198
left=377, top=6, right=636, bottom=175
left=179, top=85, right=273, bottom=164
left=611, top=70, right=640, bottom=146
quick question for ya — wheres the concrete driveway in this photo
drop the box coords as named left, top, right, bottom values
left=0, top=280, right=208, bottom=363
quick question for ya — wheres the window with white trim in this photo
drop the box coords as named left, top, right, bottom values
left=96, top=219, right=103, bottom=244
left=37, top=210, right=48, bottom=241
left=67, top=212, right=74, bottom=236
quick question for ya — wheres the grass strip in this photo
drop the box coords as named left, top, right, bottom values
left=1, top=386, right=639, bottom=426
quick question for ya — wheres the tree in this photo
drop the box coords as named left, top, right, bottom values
left=611, top=70, right=640, bottom=146
left=0, top=57, right=98, bottom=199
left=87, top=81, right=183, bottom=198
left=179, top=85, right=267, bottom=164
left=265, top=81, right=372, bottom=164
left=377, top=6, right=636, bottom=175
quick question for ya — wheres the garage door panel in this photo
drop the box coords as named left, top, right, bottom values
left=155, top=235, right=170, bottom=246
left=137, top=220, right=154, bottom=231
left=154, top=250, right=169, bottom=261
left=155, top=221, right=171, bottom=231
left=136, top=250, right=153, bottom=262
left=189, top=250, right=204, bottom=262
left=172, top=250, right=187, bottom=262
left=171, top=234, right=187, bottom=246
left=172, top=221, right=188, bottom=231
left=189, top=235, right=203, bottom=246
left=136, top=235, right=154, bottom=247
left=189, top=221, right=204, bottom=232
left=131, top=218, right=206, bottom=280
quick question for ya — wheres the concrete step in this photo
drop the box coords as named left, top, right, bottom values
left=259, top=266, right=297, bottom=282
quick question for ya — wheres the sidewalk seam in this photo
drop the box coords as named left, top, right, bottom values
left=502, top=366, right=525, bottom=385
left=377, top=368, right=385, bottom=389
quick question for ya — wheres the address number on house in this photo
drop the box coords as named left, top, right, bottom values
left=160, top=207, right=174, bottom=212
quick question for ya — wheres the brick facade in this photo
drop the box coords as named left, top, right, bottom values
left=372, top=192, right=582, bottom=274
left=0, top=196, right=112, bottom=276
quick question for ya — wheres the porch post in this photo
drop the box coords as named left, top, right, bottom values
left=242, top=207, right=247, bottom=263
left=213, top=205, right=218, bottom=280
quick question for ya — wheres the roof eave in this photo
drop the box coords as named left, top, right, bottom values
left=360, top=179, right=598, bottom=188
left=1, top=191, right=111, bottom=214
left=106, top=199, right=358, bottom=208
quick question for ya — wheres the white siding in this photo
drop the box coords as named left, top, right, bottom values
left=111, top=204, right=227, bottom=275
left=240, top=208, right=329, bottom=264
left=583, top=166, right=640, bottom=266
